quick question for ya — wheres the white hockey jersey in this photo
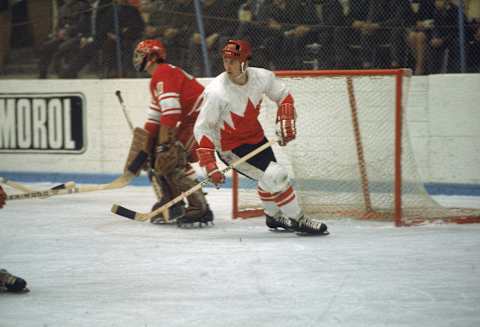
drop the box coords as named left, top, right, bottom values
left=194, top=67, right=292, bottom=151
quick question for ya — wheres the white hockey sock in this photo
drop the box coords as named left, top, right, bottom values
left=257, top=185, right=302, bottom=218
left=256, top=186, right=281, bottom=217
left=273, top=185, right=302, bottom=219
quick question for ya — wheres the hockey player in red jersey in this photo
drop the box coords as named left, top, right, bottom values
left=126, top=39, right=213, bottom=226
left=0, top=185, right=29, bottom=292
left=194, top=39, right=328, bottom=235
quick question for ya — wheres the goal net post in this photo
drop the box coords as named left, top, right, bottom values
left=231, top=69, right=480, bottom=226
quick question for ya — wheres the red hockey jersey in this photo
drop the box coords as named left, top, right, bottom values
left=144, top=63, right=204, bottom=156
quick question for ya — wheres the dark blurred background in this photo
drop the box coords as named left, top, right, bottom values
left=0, top=0, right=479, bottom=79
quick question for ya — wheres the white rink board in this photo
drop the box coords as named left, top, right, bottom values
left=0, top=74, right=479, bottom=184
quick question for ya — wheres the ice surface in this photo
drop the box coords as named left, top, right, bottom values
left=1, top=185, right=480, bottom=327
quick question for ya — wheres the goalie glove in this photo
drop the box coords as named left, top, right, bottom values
left=196, top=148, right=225, bottom=186
left=276, top=102, right=296, bottom=146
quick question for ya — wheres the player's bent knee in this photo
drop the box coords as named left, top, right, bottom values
left=258, top=162, right=290, bottom=193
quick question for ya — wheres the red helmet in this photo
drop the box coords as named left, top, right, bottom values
left=133, top=39, right=167, bottom=72
left=222, top=39, right=252, bottom=63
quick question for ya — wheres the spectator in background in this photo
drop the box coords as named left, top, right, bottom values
left=59, top=0, right=143, bottom=78
left=427, top=0, right=466, bottom=74
left=37, top=0, right=91, bottom=78
left=467, top=19, right=480, bottom=72
left=403, top=0, right=435, bottom=75
left=187, top=0, right=239, bottom=76
left=348, top=0, right=394, bottom=68
left=234, top=0, right=275, bottom=68
left=388, top=0, right=416, bottom=69
left=102, top=0, right=144, bottom=77
left=254, top=0, right=320, bottom=69
left=138, top=0, right=164, bottom=29
left=144, top=0, right=195, bottom=68
left=0, top=0, right=11, bottom=74
left=59, top=0, right=115, bottom=78
left=281, top=0, right=320, bottom=69
left=315, top=0, right=351, bottom=68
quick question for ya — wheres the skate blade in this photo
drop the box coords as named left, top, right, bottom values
left=0, top=287, right=30, bottom=294
left=177, top=221, right=214, bottom=228
left=268, top=227, right=295, bottom=233
left=296, top=231, right=330, bottom=237
left=150, top=218, right=176, bottom=225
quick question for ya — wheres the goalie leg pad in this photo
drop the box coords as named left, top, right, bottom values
left=154, top=141, right=187, bottom=176
left=258, top=162, right=290, bottom=194
left=171, top=165, right=213, bottom=225
left=149, top=174, right=185, bottom=224
left=124, top=127, right=153, bottom=176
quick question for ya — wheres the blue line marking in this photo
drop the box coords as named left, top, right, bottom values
left=1, top=171, right=479, bottom=196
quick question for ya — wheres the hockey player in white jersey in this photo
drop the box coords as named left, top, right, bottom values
left=194, top=39, right=328, bottom=235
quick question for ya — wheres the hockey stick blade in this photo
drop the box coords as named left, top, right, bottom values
left=111, top=138, right=279, bottom=222
left=111, top=205, right=138, bottom=220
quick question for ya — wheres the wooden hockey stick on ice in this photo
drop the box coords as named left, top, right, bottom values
left=0, top=177, right=34, bottom=193
left=111, top=138, right=279, bottom=222
left=1, top=176, right=78, bottom=197
left=6, top=173, right=134, bottom=201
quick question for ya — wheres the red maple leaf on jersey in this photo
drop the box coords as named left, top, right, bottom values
left=220, top=98, right=264, bottom=150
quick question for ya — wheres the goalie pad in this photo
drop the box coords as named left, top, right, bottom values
left=154, top=142, right=187, bottom=175
left=124, top=127, right=153, bottom=176
left=149, top=165, right=209, bottom=224
left=154, top=125, right=187, bottom=175
left=149, top=174, right=186, bottom=224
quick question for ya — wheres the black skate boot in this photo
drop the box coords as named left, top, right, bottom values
left=176, top=205, right=214, bottom=227
left=150, top=199, right=186, bottom=224
left=0, top=269, right=28, bottom=293
left=175, top=182, right=214, bottom=227
left=266, top=213, right=297, bottom=232
left=295, top=215, right=329, bottom=236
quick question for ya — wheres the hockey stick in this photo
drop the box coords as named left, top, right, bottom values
left=115, top=90, right=134, bottom=131
left=111, top=138, right=279, bottom=222
left=115, top=90, right=165, bottom=205
left=6, top=173, right=134, bottom=201
left=0, top=177, right=34, bottom=193
left=1, top=176, right=78, bottom=198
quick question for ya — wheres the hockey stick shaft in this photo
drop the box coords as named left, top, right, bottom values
left=111, top=138, right=279, bottom=222
left=115, top=90, right=134, bottom=131
left=1, top=177, right=77, bottom=198
left=6, top=174, right=133, bottom=201
left=115, top=89, right=166, bottom=218
left=0, top=177, right=34, bottom=193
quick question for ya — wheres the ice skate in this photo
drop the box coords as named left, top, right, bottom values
left=176, top=206, right=214, bottom=227
left=294, top=215, right=329, bottom=236
left=266, top=213, right=297, bottom=232
left=0, top=269, right=28, bottom=293
left=150, top=200, right=185, bottom=224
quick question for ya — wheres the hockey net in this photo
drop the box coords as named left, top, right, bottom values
left=231, top=69, right=480, bottom=226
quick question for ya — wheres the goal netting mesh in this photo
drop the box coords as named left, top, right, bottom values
left=231, top=69, right=480, bottom=226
